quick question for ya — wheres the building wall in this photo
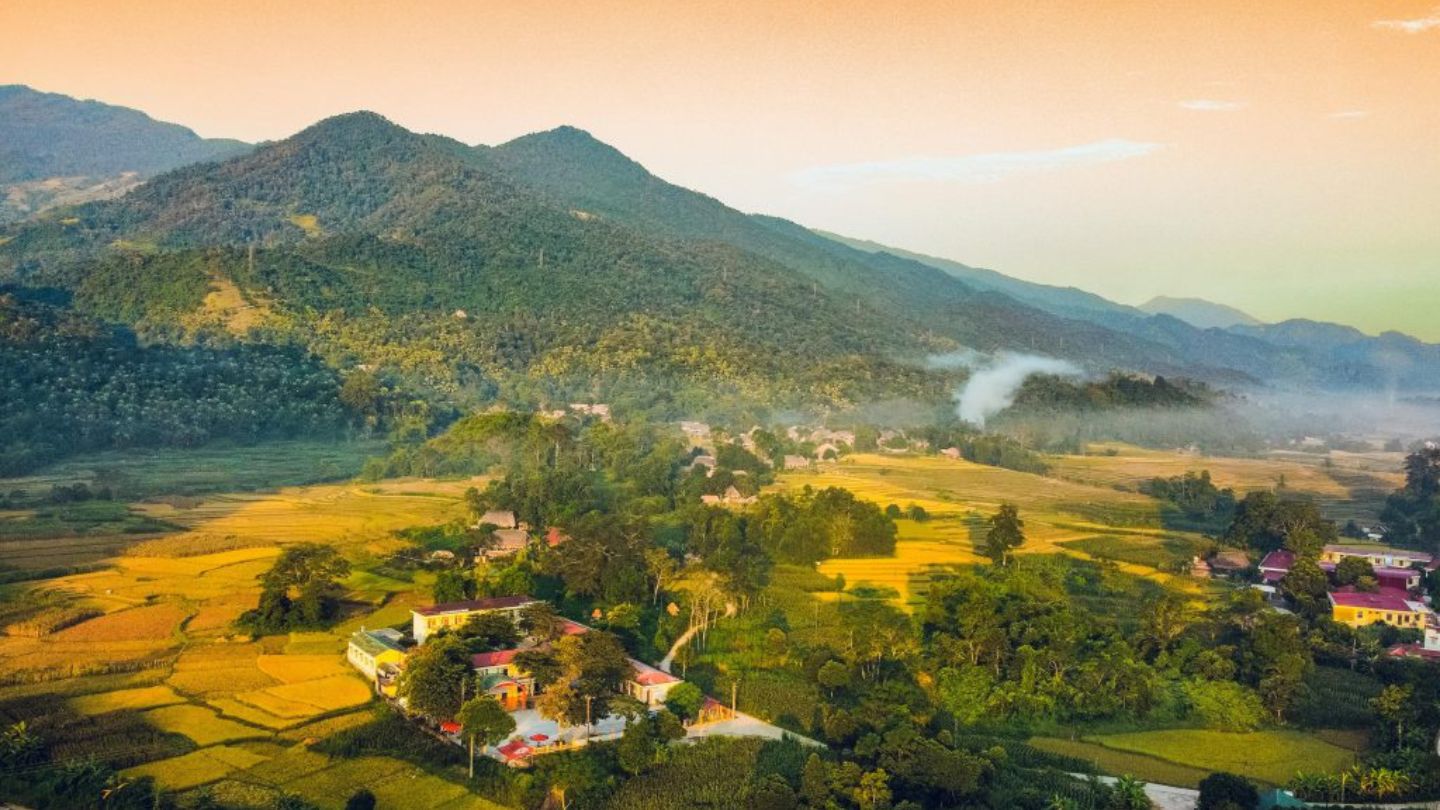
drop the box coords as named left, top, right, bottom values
left=1332, top=605, right=1422, bottom=628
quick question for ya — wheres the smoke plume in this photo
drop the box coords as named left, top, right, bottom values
left=954, top=352, right=1082, bottom=427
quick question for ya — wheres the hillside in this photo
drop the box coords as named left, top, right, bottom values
left=1140, top=295, right=1262, bottom=329
left=0, top=85, right=250, bottom=222
left=0, top=113, right=948, bottom=415
left=0, top=287, right=353, bottom=474
left=2, top=102, right=1437, bottom=412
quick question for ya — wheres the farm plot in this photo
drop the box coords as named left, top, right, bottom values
left=778, top=454, right=1201, bottom=606
left=1047, top=443, right=1404, bottom=523
left=144, top=703, right=268, bottom=745
left=130, top=478, right=480, bottom=558
left=1082, top=728, right=1360, bottom=787
left=69, top=684, right=186, bottom=714
left=211, top=747, right=506, bottom=810
left=122, top=744, right=271, bottom=791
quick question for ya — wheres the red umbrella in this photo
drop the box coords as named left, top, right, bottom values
left=529, top=733, right=549, bottom=742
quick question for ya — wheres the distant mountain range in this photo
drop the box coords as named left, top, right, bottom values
left=0, top=85, right=250, bottom=222
left=1, top=85, right=1438, bottom=407
left=1139, top=296, right=1262, bottom=330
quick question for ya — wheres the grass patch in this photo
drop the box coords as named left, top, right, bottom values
left=0, top=440, right=384, bottom=502
left=1084, top=728, right=1360, bottom=786
left=1030, top=737, right=1213, bottom=788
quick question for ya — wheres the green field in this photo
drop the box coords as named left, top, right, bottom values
left=1051, top=728, right=1363, bottom=787
left=0, top=439, right=385, bottom=501
left=1030, top=737, right=1214, bottom=788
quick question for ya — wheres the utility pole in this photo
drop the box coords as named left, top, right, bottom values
left=585, top=695, right=593, bottom=741
left=730, top=678, right=738, bottom=718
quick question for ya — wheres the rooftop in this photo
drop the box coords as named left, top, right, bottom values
left=413, top=595, right=536, bottom=617
left=350, top=628, right=407, bottom=657
left=629, top=658, right=680, bottom=686
left=1258, top=550, right=1295, bottom=571
left=473, top=649, right=522, bottom=669
left=1325, top=544, right=1431, bottom=562
left=1328, top=588, right=1426, bottom=612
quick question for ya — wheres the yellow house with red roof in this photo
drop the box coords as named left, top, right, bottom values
left=1328, top=588, right=1430, bottom=628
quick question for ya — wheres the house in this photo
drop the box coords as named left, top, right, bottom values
left=940, top=447, right=962, bottom=460
left=483, top=528, right=530, bottom=559
left=1321, top=544, right=1433, bottom=570
left=1260, top=548, right=1423, bottom=590
left=626, top=659, right=683, bottom=707
left=1387, top=622, right=1440, bottom=661
left=347, top=628, right=407, bottom=683
left=700, top=486, right=756, bottom=507
left=1207, top=550, right=1251, bottom=577
left=1328, top=587, right=1431, bottom=629
left=783, top=455, right=810, bottom=471
left=478, top=510, right=518, bottom=530
left=429, top=549, right=457, bottom=564
left=1258, top=549, right=1295, bottom=584
left=690, top=455, right=718, bottom=476
left=1189, top=556, right=1213, bottom=579
left=814, top=443, right=840, bottom=460
left=411, top=595, right=540, bottom=644
left=696, top=696, right=734, bottom=724
left=473, top=649, right=534, bottom=711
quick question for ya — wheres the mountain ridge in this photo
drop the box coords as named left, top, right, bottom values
left=1, top=96, right=1437, bottom=398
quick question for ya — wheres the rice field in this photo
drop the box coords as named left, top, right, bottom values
left=144, top=703, right=268, bottom=745
left=0, top=440, right=384, bottom=502
left=1047, top=443, right=1405, bottom=523
left=777, top=454, right=1205, bottom=606
left=69, top=684, right=186, bottom=714
left=53, top=602, right=191, bottom=642
left=122, top=744, right=271, bottom=791
left=1077, top=728, right=1362, bottom=786
left=203, top=747, right=509, bottom=810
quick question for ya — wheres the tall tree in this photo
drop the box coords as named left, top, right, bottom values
left=397, top=635, right=471, bottom=720
left=457, top=695, right=515, bottom=778
left=982, top=504, right=1025, bottom=566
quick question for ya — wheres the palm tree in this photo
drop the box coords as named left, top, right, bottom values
left=1046, top=794, right=1080, bottom=810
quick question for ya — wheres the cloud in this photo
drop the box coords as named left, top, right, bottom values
left=792, top=139, right=1163, bottom=188
left=1373, top=7, right=1440, bottom=32
left=1178, top=99, right=1247, bottom=112
left=1328, top=110, right=1371, bottom=119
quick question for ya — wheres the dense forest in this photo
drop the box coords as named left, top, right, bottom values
left=0, top=289, right=354, bottom=474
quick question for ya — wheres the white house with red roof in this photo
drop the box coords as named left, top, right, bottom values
left=626, top=658, right=683, bottom=708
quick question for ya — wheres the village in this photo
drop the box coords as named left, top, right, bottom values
left=1195, top=540, right=1440, bottom=659
left=346, top=590, right=809, bottom=767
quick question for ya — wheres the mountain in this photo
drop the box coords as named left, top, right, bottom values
left=0, top=85, right=250, bottom=222
left=0, top=113, right=951, bottom=412
left=814, top=230, right=1140, bottom=323
left=487, top=127, right=1258, bottom=379
left=1139, top=295, right=1262, bottom=329
left=3, top=105, right=1439, bottom=412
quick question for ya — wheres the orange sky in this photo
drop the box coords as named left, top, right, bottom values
left=3, top=0, right=1437, bottom=337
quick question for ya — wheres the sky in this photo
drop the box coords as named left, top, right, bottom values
left=3, top=0, right=1438, bottom=339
